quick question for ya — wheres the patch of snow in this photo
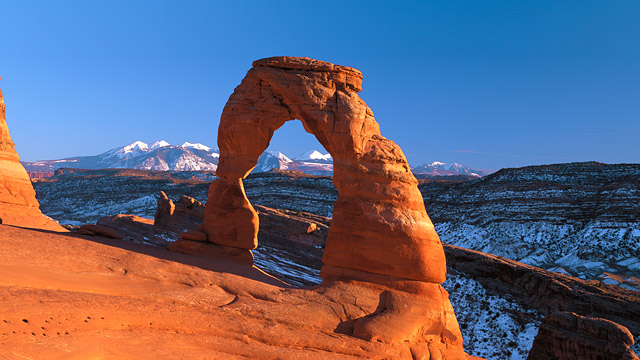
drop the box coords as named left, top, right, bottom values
left=579, top=261, right=605, bottom=270
left=618, top=257, right=640, bottom=267
left=444, top=273, right=540, bottom=359
left=602, top=278, right=620, bottom=285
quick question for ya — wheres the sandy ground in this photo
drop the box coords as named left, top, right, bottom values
left=0, top=224, right=421, bottom=360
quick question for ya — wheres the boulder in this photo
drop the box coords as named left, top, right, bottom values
left=154, top=191, right=175, bottom=228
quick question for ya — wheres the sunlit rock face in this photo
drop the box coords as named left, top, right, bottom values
left=201, top=57, right=472, bottom=358
left=0, top=79, right=64, bottom=231
left=207, top=56, right=446, bottom=283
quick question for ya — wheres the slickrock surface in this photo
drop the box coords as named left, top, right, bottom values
left=527, top=312, right=638, bottom=360
left=0, top=225, right=482, bottom=359
left=0, top=80, right=64, bottom=231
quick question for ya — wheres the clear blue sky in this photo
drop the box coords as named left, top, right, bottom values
left=1, top=1, right=638, bottom=170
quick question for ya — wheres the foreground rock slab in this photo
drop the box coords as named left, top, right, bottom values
left=0, top=225, right=481, bottom=359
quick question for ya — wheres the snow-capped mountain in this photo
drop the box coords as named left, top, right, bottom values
left=23, top=140, right=220, bottom=172
left=255, top=151, right=294, bottom=173
left=412, top=161, right=490, bottom=177
left=295, top=150, right=332, bottom=163
left=180, top=142, right=213, bottom=152
left=23, top=141, right=488, bottom=179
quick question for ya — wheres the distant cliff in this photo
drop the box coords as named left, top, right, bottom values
left=420, top=161, right=640, bottom=291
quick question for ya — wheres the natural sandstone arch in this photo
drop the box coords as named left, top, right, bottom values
left=203, top=56, right=447, bottom=284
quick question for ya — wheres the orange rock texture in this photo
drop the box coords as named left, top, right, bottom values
left=0, top=79, right=64, bottom=231
left=207, top=56, right=446, bottom=282
left=203, top=57, right=470, bottom=358
left=0, top=225, right=487, bottom=359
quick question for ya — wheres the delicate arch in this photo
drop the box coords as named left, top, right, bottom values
left=203, top=57, right=446, bottom=284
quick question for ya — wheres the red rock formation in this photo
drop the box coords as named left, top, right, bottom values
left=207, top=56, right=446, bottom=283
left=0, top=79, right=64, bottom=231
left=527, top=312, right=639, bottom=360
left=201, top=57, right=468, bottom=358
left=154, top=191, right=205, bottom=233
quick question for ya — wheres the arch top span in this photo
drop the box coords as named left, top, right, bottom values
left=204, top=56, right=447, bottom=285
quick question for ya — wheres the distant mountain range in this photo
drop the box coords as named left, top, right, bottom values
left=412, top=161, right=491, bottom=177
left=22, top=140, right=490, bottom=177
left=23, top=141, right=219, bottom=173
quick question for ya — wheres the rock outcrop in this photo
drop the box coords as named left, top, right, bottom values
left=0, top=78, right=64, bottom=231
left=444, top=244, right=640, bottom=336
left=197, top=57, right=468, bottom=358
left=527, top=312, right=639, bottom=360
left=154, top=191, right=205, bottom=233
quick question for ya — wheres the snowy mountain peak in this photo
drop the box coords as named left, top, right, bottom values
left=267, top=151, right=293, bottom=163
left=150, top=140, right=171, bottom=149
left=413, top=161, right=490, bottom=177
left=179, top=142, right=213, bottom=152
left=298, top=149, right=332, bottom=162
left=115, top=141, right=149, bottom=157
